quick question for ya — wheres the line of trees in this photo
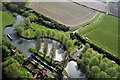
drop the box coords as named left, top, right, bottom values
left=3, top=2, right=70, bottom=32
left=74, top=33, right=120, bottom=65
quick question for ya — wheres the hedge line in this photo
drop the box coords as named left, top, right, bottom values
left=74, top=33, right=120, bottom=65
left=3, top=2, right=70, bottom=32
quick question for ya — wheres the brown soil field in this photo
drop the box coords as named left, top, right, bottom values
left=72, top=0, right=106, bottom=12
left=29, top=2, right=96, bottom=26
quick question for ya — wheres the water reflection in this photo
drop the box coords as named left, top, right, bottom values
left=4, top=15, right=87, bottom=78
left=65, top=61, right=87, bottom=79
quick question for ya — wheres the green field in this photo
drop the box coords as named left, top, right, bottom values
left=79, top=14, right=119, bottom=58
left=1, top=11, right=15, bottom=28
left=0, top=11, right=15, bottom=41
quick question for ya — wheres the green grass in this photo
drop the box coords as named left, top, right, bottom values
left=79, top=14, right=119, bottom=58
left=70, top=12, right=101, bottom=31
left=0, top=11, right=15, bottom=42
left=1, top=11, right=15, bottom=28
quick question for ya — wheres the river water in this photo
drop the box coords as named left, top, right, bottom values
left=4, top=14, right=87, bottom=79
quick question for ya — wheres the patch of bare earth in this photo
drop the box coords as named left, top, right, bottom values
left=29, top=2, right=96, bottom=26
left=71, top=0, right=106, bottom=12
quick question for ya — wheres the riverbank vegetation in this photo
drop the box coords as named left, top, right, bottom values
left=15, top=22, right=78, bottom=55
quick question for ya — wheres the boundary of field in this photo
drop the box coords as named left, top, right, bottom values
left=78, top=14, right=119, bottom=60
left=70, top=12, right=101, bottom=31
left=70, top=0, right=119, bottom=18
left=74, top=33, right=120, bottom=65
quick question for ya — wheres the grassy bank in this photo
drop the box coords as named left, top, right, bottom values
left=0, top=11, right=15, bottom=42
left=1, top=11, right=15, bottom=28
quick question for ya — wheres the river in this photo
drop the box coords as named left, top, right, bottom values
left=4, top=14, right=87, bottom=79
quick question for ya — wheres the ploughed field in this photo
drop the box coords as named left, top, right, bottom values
left=29, top=2, right=96, bottom=26
left=71, top=0, right=106, bottom=12
left=79, top=14, right=119, bottom=58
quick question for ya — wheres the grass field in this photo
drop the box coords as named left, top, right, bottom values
left=1, top=11, right=15, bottom=28
left=29, top=2, right=96, bottom=26
left=79, top=14, right=119, bottom=58
left=0, top=11, right=15, bottom=41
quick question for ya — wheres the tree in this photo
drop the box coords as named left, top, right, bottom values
left=43, top=39, right=48, bottom=57
left=115, top=72, right=120, bottom=78
left=76, top=58, right=82, bottom=66
left=116, top=66, right=120, bottom=72
left=25, top=18, right=31, bottom=27
left=99, top=62, right=107, bottom=71
left=46, top=29, right=51, bottom=37
left=82, top=43, right=90, bottom=53
left=96, top=54, right=103, bottom=61
left=41, top=29, right=45, bottom=37
left=91, top=66, right=100, bottom=77
left=102, top=58, right=108, bottom=63
left=62, top=51, right=69, bottom=60
left=22, top=11, right=29, bottom=17
left=90, top=56, right=99, bottom=66
left=36, top=29, right=42, bottom=37
left=49, top=43, right=56, bottom=62
left=83, top=58, right=90, bottom=66
left=107, top=61, right=114, bottom=68
left=82, top=52, right=92, bottom=59
left=24, top=30, right=30, bottom=38
left=9, top=4, right=18, bottom=12
left=62, top=37, right=68, bottom=45
left=16, top=26, right=24, bottom=35
left=106, top=67, right=116, bottom=77
left=35, top=35, right=42, bottom=53
left=97, top=71, right=110, bottom=78
left=28, top=13, right=38, bottom=22
left=59, top=34, right=65, bottom=42
left=2, top=45, right=10, bottom=58
left=60, top=58, right=69, bottom=71
left=65, top=40, right=73, bottom=49
left=2, top=58, right=32, bottom=79
left=51, top=31, right=55, bottom=38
